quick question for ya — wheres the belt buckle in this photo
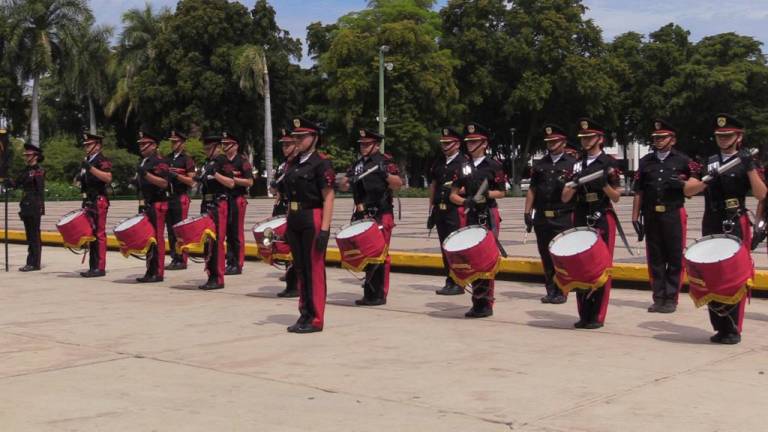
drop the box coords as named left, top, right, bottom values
left=725, top=198, right=739, bottom=209
left=290, top=202, right=299, bottom=211
left=439, top=203, right=447, bottom=210
left=654, top=205, right=666, bottom=213
left=585, top=192, right=598, bottom=203
left=544, top=210, right=555, bottom=218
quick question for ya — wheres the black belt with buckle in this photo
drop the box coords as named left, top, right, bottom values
left=649, top=203, right=682, bottom=213
left=540, top=208, right=573, bottom=218
left=289, top=201, right=323, bottom=211
left=724, top=198, right=740, bottom=210
left=585, top=192, right=600, bottom=203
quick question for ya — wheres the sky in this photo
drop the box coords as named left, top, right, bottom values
left=90, top=0, right=768, bottom=67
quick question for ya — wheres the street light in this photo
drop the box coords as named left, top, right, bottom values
left=379, top=45, right=390, bottom=152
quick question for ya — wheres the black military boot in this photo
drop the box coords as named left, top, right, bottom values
left=647, top=300, right=664, bottom=312
left=136, top=274, right=163, bottom=283
left=198, top=278, right=224, bottom=290
left=436, top=279, right=464, bottom=295
left=19, top=265, right=40, bottom=272
left=80, top=269, right=106, bottom=278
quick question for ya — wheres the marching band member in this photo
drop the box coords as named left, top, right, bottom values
left=272, top=127, right=299, bottom=298
left=283, top=117, right=335, bottom=333
left=684, top=114, right=766, bottom=344
left=5, top=144, right=45, bottom=271
left=430, top=127, right=469, bottom=296
left=223, top=132, right=253, bottom=275
left=79, top=133, right=112, bottom=278
left=449, top=122, right=507, bottom=318
left=165, top=130, right=196, bottom=270
left=135, top=131, right=170, bottom=283
left=525, top=124, right=576, bottom=304
left=562, top=118, right=622, bottom=329
left=339, top=128, right=402, bottom=306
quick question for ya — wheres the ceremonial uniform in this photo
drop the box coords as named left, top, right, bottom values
left=430, top=127, right=469, bottom=295
left=136, top=133, right=170, bottom=282
left=7, top=144, right=45, bottom=271
left=529, top=125, right=576, bottom=303
left=80, top=134, right=112, bottom=277
left=633, top=120, right=697, bottom=312
left=225, top=133, right=253, bottom=274
left=284, top=117, right=335, bottom=333
left=271, top=128, right=298, bottom=298
left=569, top=119, right=621, bottom=327
left=166, top=131, right=195, bottom=269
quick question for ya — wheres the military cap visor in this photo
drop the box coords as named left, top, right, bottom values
left=440, top=136, right=461, bottom=144
left=81, top=133, right=103, bottom=145
left=290, top=116, right=321, bottom=135
left=169, top=130, right=187, bottom=140
left=23, top=143, right=42, bottom=154
left=577, top=118, right=605, bottom=138
left=714, top=114, right=744, bottom=135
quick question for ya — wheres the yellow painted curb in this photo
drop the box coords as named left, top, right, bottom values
left=3, top=230, right=767, bottom=290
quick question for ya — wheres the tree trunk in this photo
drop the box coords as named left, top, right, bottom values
left=88, top=96, right=97, bottom=135
left=30, top=74, right=40, bottom=148
left=262, top=52, right=274, bottom=197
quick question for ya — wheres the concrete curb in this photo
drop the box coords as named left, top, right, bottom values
left=3, top=229, right=767, bottom=290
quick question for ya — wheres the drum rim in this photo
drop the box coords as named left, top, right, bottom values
left=172, top=213, right=213, bottom=229
left=252, top=215, right=288, bottom=233
left=548, top=226, right=599, bottom=255
left=442, top=224, right=489, bottom=251
left=684, top=234, right=743, bottom=261
left=114, top=213, right=148, bottom=232
left=56, top=209, right=87, bottom=226
left=336, top=218, right=377, bottom=239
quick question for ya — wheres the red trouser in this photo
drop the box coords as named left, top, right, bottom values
left=146, top=201, right=168, bottom=278
left=167, top=194, right=190, bottom=265
left=205, top=199, right=228, bottom=285
left=226, top=195, right=248, bottom=269
left=86, top=196, right=109, bottom=272
left=575, top=210, right=617, bottom=324
left=471, top=207, right=501, bottom=310
left=286, top=208, right=327, bottom=330
left=364, top=212, right=395, bottom=300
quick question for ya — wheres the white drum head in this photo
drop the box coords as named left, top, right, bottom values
left=115, top=214, right=145, bottom=232
left=550, top=228, right=598, bottom=256
left=685, top=235, right=741, bottom=264
left=337, top=220, right=375, bottom=239
left=57, top=210, right=84, bottom=226
left=253, top=216, right=287, bottom=233
left=443, top=226, right=488, bottom=252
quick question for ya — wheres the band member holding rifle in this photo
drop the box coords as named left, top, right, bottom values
left=562, top=118, right=622, bottom=329
left=449, top=122, right=507, bottom=318
left=271, top=128, right=298, bottom=298
left=79, top=133, right=112, bottom=278
left=283, top=117, right=335, bottom=333
left=4, top=144, right=45, bottom=271
left=429, top=127, right=469, bottom=296
left=339, top=128, right=402, bottom=306
left=165, top=130, right=196, bottom=270
left=525, top=124, right=576, bottom=304
left=223, top=132, right=253, bottom=276
left=684, top=114, right=766, bottom=344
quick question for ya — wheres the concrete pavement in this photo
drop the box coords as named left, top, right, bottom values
left=1, top=244, right=767, bottom=431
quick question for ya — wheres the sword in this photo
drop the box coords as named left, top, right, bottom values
left=565, top=169, right=605, bottom=188
left=354, top=165, right=380, bottom=183
left=611, top=210, right=636, bottom=256
left=464, top=178, right=489, bottom=215
left=702, top=148, right=759, bottom=183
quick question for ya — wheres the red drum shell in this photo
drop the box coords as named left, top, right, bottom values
left=114, top=214, right=156, bottom=257
left=442, top=225, right=500, bottom=287
left=548, top=227, right=610, bottom=294
left=252, top=216, right=291, bottom=264
left=56, top=209, right=95, bottom=249
left=684, top=234, right=753, bottom=307
left=335, top=220, right=387, bottom=272
left=173, top=214, right=216, bottom=254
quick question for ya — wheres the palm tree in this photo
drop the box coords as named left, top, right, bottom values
left=106, top=4, right=169, bottom=124
left=3, top=0, right=91, bottom=148
left=65, top=18, right=113, bottom=134
left=233, top=44, right=273, bottom=189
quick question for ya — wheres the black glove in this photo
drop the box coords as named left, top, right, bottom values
left=427, top=207, right=436, bottom=230
left=316, top=229, right=330, bottom=252
left=524, top=212, right=534, bottom=232
left=138, top=205, right=147, bottom=213
left=378, top=161, right=390, bottom=178
left=81, top=160, right=92, bottom=171
left=633, top=220, right=645, bottom=242
left=269, top=180, right=278, bottom=189
left=168, top=170, right=179, bottom=180
left=740, top=151, right=755, bottom=171
left=463, top=198, right=476, bottom=211
left=751, top=220, right=767, bottom=250
left=703, top=168, right=720, bottom=184
left=665, top=174, right=685, bottom=190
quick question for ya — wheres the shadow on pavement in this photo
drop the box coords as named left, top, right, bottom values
left=525, top=310, right=576, bottom=329
left=638, top=320, right=712, bottom=344
left=610, top=298, right=651, bottom=309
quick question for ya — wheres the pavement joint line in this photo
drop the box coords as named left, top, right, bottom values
left=0, top=356, right=130, bottom=381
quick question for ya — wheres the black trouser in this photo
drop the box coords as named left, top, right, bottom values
left=644, top=207, right=686, bottom=303
left=436, top=205, right=463, bottom=285
left=533, top=211, right=573, bottom=298
left=21, top=214, right=42, bottom=267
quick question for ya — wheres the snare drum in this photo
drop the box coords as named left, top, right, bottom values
left=684, top=234, right=753, bottom=307
left=335, top=219, right=387, bottom=272
left=114, top=214, right=156, bottom=257
left=173, top=214, right=216, bottom=255
left=252, top=216, right=291, bottom=264
left=56, top=209, right=95, bottom=249
left=442, top=225, right=501, bottom=287
left=548, top=227, right=610, bottom=294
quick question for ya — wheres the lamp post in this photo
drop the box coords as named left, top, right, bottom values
left=378, top=45, right=390, bottom=152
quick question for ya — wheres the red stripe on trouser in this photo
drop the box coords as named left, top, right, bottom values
left=309, top=208, right=326, bottom=329
left=235, top=196, right=247, bottom=268
left=180, top=194, right=190, bottom=264
left=205, top=201, right=228, bottom=285
left=737, top=213, right=751, bottom=332
left=147, top=201, right=168, bottom=278
left=379, top=212, right=395, bottom=298
left=674, top=208, right=688, bottom=303
left=595, top=211, right=617, bottom=323
left=89, top=196, right=109, bottom=271
left=473, top=208, right=502, bottom=308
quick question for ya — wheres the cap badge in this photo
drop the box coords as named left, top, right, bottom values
left=360, top=129, right=366, bottom=137
left=654, top=122, right=661, bottom=130
left=442, top=128, right=449, bottom=136
left=717, top=117, right=727, bottom=127
left=293, top=118, right=301, bottom=128
left=580, top=120, right=589, bottom=130
left=467, top=124, right=476, bottom=133
left=545, top=127, right=552, bottom=135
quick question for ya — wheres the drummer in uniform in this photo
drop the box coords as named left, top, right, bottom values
left=4, top=144, right=45, bottom=271
left=271, top=127, right=299, bottom=298
left=562, top=118, right=622, bottom=329
left=223, top=132, right=253, bottom=275
left=339, top=128, right=402, bottom=306
left=449, top=122, right=507, bottom=318
left=631, top=119, right=698, bottom=313
left=684, top=114, right=766, bottom=344
left=283, top=117, right=335, bottom=333
left=196, top=135, right=235, bottom=290
left=165, top=130, right=196, bottom=271
left=524, top=124, right=576, bottom=304
left=136, top=131, right=170, bottom=283
left=79, top=133, right=113, bottom=278
left=429, top=127, right=469, bottom=296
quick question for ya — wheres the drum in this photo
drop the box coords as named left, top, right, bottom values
left=335, top=219, right=387, bottom=272
left=442, top=225, right=500, bottom=287
left=548, top=227, right=610, bottom=294
left=252, top=216, right=291, bottom=264
left=114, top=214, right=156, bottom=257
left=173, top=214, right=216, bottom=255
left=684, top=234, right=754, bottom=307
left=56, top=209, right=95, bottom=249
